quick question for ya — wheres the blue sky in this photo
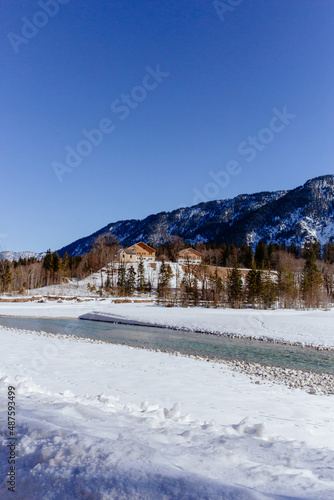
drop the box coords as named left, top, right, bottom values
left=1, top=0, right=333, bottom=252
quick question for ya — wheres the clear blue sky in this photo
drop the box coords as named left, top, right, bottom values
left=1, top=0, right=333, bottom=252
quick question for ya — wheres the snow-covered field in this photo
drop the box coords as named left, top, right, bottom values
left=1, top=301, right=334, bottom=499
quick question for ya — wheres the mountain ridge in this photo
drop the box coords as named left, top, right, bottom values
left=2, top=175, right=333, bottom=260
left=56, top=174, right=334, bottom=257
left=0, top=251, right=45, bottom=262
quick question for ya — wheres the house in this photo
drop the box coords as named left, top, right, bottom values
left=128, top=242, right=156, bottom=261
left=177, top=248, right=202, bottom=265
left=115, top=242, right=156, bottom=264
left=115, top=248, right=137, bottom=264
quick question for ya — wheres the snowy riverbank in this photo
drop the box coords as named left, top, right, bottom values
left=1, top=301, right=334, bottom=498
left=1, top=299, right=334, bottom=348
left=1, top=325, right=334, bottom=499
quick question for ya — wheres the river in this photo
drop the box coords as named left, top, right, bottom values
left=1, top=316, right=334, bottom=374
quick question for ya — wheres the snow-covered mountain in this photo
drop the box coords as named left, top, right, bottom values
left=57, top=175, right=334, bottom=256
left=0, top=251, right=45, bottom=262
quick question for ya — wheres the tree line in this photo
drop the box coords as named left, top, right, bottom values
left=0, top=235, right=333, bottom=309
left=0, top=234, right=119, bottom=294
left=154, top=245, right=331, bottom=309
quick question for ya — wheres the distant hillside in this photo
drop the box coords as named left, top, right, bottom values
left=56, top=175, right=334, bottom=257
left=0, top=251, right=45, bottom=262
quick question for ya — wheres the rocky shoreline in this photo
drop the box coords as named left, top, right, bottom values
left=2, top=324, right=334, bottom=396
left=222, top=358, right=334, bottom=396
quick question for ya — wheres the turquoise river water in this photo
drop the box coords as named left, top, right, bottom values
left=0, top=316, right=333, bottom=374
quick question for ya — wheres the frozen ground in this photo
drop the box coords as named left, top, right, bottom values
left=1, top=301, right=334, bottom=499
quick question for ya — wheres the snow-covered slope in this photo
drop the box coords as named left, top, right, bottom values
left=24, top=260, right=185, bottom=297
left=58, top=175, right=334, bottom=256
left=0, top=251, right=45, bottom=262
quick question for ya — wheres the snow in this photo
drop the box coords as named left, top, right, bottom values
left=1, top=299, right=334, bottom=348
left=1, top=302, right=334, bottom=498
left=0, top=251, right=45, bottom=262
left=23, top=260, right=185, bottom=296
left=1, top=325, right=334, bottom=499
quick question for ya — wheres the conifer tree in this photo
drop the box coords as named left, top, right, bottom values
left=301, top=247, right=323, bottom=307
left=255, top=241, right=269, bottom=269
left=0, top=261, right=13, bottom=292
left=261, top=271, right=277, bottom=309
left=52, top=252, right=61, bottom=274
left=117, top=263, right=126, bottom=295
left=227, top=259, right=243, bottom=308
left=42, top=249, right=53, bottom=286
left=136, top=257, right=146, bottom=293
left=125, top=265, right=136, bottom=296
left=324, top=242, right=334, bottom=264
left=277, top=264, right=297, bottom=308
left=289, top=242, right=298, bottom=257
left=5, top=266, right=12, bottom=292
left=246, top=266, right=262, bottom=307
left=240, top=242, right=254, bottom=268
left=157, top=260, right=173, bottom=302
left=62, top=251, right=70, bottom=276
left=192, top=276, right=199, bottom=306
left=43, top=249, right=53, bottom=271
left=208, top=267, right=223, bottom=306
left=268, top=242, right=277, bottom=260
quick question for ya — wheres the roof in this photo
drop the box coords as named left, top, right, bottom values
left=129, top=242, right=156, bottom=253
left=116, top=248, right=136, bottom=255
left=178, top=248, right=202, bottom=258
